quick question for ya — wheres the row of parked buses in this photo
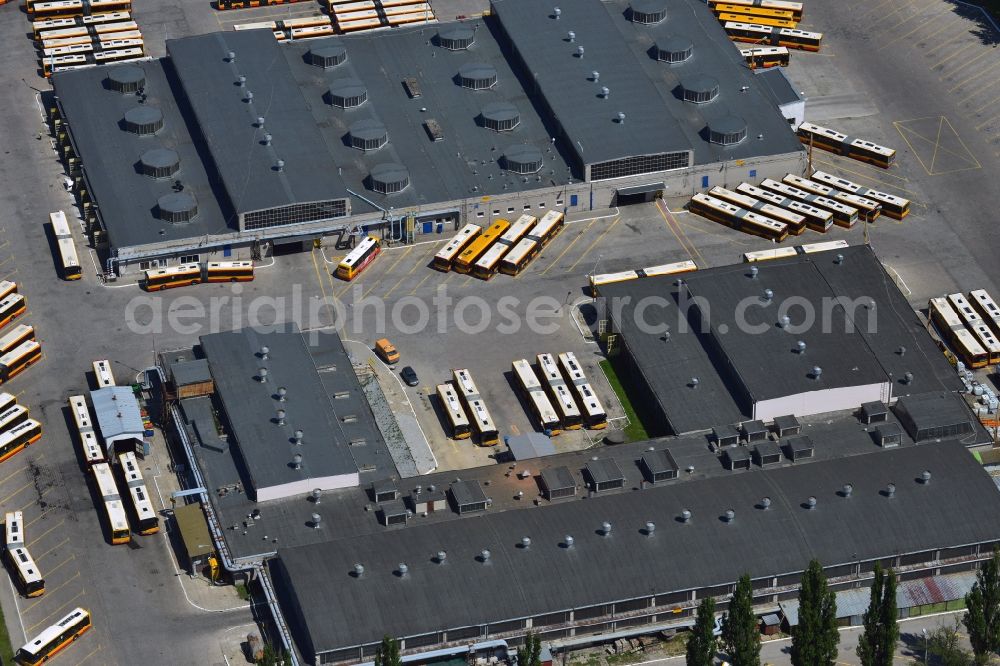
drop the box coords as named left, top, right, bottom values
left=739, top=46, right=789, bottom=69
left=326, top=0, right=436, bottom=33
left=48, top=211, right=81, bottom=279
left=928, top=291, right=1000, bottom=370
left=433, top=210, right=566, bottom=278
left=0, top=393, right=42, bottom=465
left=142, top=261, right=254, bottom=291
left=30, top=7, right=145, bottom=77
left=438, top=368, right=499, bottom=446
left=724, top=22, right=822, bottom=52
left=0, top=284, right=42, bottom=387
left=797, top=122, right=897, bottom=169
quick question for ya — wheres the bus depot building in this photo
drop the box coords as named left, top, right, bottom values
left=50, top=0, right=806, bottom=275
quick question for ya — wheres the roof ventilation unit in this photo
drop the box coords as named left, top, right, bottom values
left=553, top=6, right=561, bottom=18
left=601, top=521, right=612, bottom=536
left=591, top=71, right=600, bottom=82
left=123, top=106, right=163, bottom=135
left=277, top=386, right=287, bottom=401
left=397, top=563, right=408, bottom=577
left=294, top=429, right=304, bottom=445
left=237, top=75, right=246, bottom=87
left=350, top=119, right=389, bottom=151
left=275, top=160, right=285, bottom=172
left=811, top=366, right=823, bottom=380
left=263, top=133, right=272, bottom=146
left=921, top=470, right=931, bottom=484
left=156, top=192, right=198, bottom=223
left=656, top=37, right=693, bottom=63
left=630, top=0, right=667, bottom=24
left=479, top=549, right=491, bottom=562
left=292, top=453, right=303, bottom=470
left=749, top=265, right=759, bottom=278
left=805, top=496, right=817, bottom=509
left=759, top=496, right=771, bottom=509
left=564, top=535, right=574, bottom=548
left=482, top=102, right=520, bottom=132
left=778, top=314, right=790, bottom=328
left=276, top=409, right=286, bottom=425
left=439, top=26, right=475, bottom=50
left=600, top=86, right=610, bottom=99
left=644, top=521, right=655, bottom=535
left=796, top=340, right=807, bottom=354
left=502, top=145, right=543, bottom=175
left=107, top=65, right=145, bottom=94
left=840, top=483, right=853, bottom=497
left=575, top=45, right=585, bottom=58
left=723, top=509, right=735, bottom=522
left=311, top=513, right=321, bottom=529
left=329, top=78, right=368, bottom=108
left=436, top=551, right=447, bottom=563
left=352, top=563, right=364, bottom=577
left=520, top=536, right=531, bottom=548
left=140, top=148, right=180, bottom=179
left=245, top=91, right=254, bottom=102
left=309, top=44, right=347, bottom=68
left=459, top=63, right=498, bottom=90
left=708, top=116, right=748, bottom=145
left=680, top=509, right=692, bottom=523
left=763, top=288, right=774, bottom=301
left=884, top=483, right=896, bottom=497
left=616, top=112, right=626, bottom=124
left=835, top=253, right=845, bottom=264
left=227, top=51, right=236, bottom=62
left=311, top=488, right=321, bottom=503
left=369, top=163, right=411, bottom=194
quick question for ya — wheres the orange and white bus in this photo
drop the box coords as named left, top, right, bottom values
left=0, top=294, right=27, bottom=330
left=0, top=420, right=42, bottom=464
left=537, top=353, right=582, bottom=430
left=92, top=462, right=129, bottom=544
left=512, top=359, right=561, bottom=435
left=433, top=224, right=480, bottom=272
left=69, top=395, right=105, bottom=465
left=205, top=261, right=254, bottom=283
left=336, top=236, right=381, bottom=281
left=0, top=342, right=41, bottom=384
left=809, top=171, right=910, bottom=220
left=759, top=179, right=857, bottom=228
left=735, top=183, right=833, bottom=233
left=435, top=383, right=471, bottom=440
left=15, top=608, right=92, bottom=665
left=143, top=264, right=201, bottom=291
left=797, top=122, right=895, bottom=168
left=454, top=219, right=510, bottom=274
left=781, top=174, right=880, bottom=224
left=929, top=296, right=987, bottom=369
left=452, top=369, right=499, bottom=446
left=709, top=186, right=807, bottom=235
left=117, top=451, right=159, bottom=535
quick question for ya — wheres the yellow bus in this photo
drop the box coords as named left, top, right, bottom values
left=797, top=122, right=895, bottom=168
left=0, top=420, right=42, bottom=464
left=143, top=263, right=201, bottom=291
left=453, top=219, right=510, bottom=274
left=739, top=47, right=790, bottom=69
left=557, top=352, right=607, bottom=429
left=782, top=174, right=880, bottom=224
left=435, top=383, right=471, bottom=439
left=759, top=179, right=857, bottom=228
left=688, top=193, right=789, bottom=242
left=92, top=359, right=115, bottom=387
left=709, top=186, right=807, bottom=235
left=537, top=353, right=582, bottom=430
left=69, top=395, right=105, bottom=465
left=0, top=282, right=16, bottom=302
left=0, top=342, right=41, bottom=384
left=735, top=183, right=832, bottom=233
left=809, top=171, right=910, bottom=220
left=0, top=294, right=27, bottom=330
left=433, top=223, right=480, bottom=272
left=336, top=236, right=381, bottom=281
left=713, top=3, right=796, bottom=20
left=118, top=451, right=159, bottom=535
left=527, top=210, right=564, bottom=247
left=948, top=293, right=1000, bottom=365
left=205, top=261, right=254, bottom=283
left=928, top=296, right=987, bottom=369
left=718, top=12, right=796, bottom=28
left=451, top=369, right=498, bottom=446
left=499, top=238, right=539, bottom=276
left=709, top=0, right=803, bottom=21
left=92, top=462, right=130, bottom=545
left=724, top=22, right=822, bottom=51
left=2, top=511, right=42, bottom=599
left=512, top=359, right=561, bottom=435
left=0, top=326, right=34, bottom=357
left=970, top=290, right=1000, bottom=340
left=15, top=608, right=91, bottom=666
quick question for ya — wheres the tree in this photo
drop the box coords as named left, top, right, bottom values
left=722, top=573, right=760, bottom=666
left=517, top=631, right=542, bottom=666
left=687, top=596, right=718, bottom=666
left=791, top=559, right=839, bottom=666
left=375, top=635, right=402, bottom=666
left=857, top=564, right=899, bottom=666
left=965, top=549, right=1000, bottom=665
left=928, top=620, right=975, bottom=666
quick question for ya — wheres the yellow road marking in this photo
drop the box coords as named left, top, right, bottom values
left=31, top=537, right=69, bottom=562
left=878, top=10, right=956, bottom=49
left=958, top=74, right=1000, bottom=105
left=658, top=200, right=709, bottom=266
left=24, top=509, right=54, bottom=529
left=975, top=113, right=1000, bottom=130
left=539, top=218, right=601, bottom=276
left=42, top=553, right=76, bottom=578
left=76, top=642, right=104, bottom=665
left=975, top=93, right=1000, bottom=114
left=0, top=463, right=28, bottom=487
left=947, top=56, right=1000, bottom=92
left=857, top=0, right=898, bottom=21
left=928, top=116, right=945, bottom=174
left=930, top=40, right=977, bottom=66
left=1, top=480, right=34, bottom=504
left=383, top=247, right=429, bottom=299
left=17, top=486, right=52, bottom=513
left=916, top=18, right=966, bottom=46
left=893, top=116, right=981, bottom=175
left=866, top=0, right=918, bottom=28
left=23, top=571, right=80, bottom=612
left=406, top=271, right=434, bottom=296
left=363, top=246, right=413, bottom=299
left=25, top=589, right=86, bottom=633
left=565, top=216, right=622, bottom=273
left=878, top=4, right=947, bottom=37
left=28, top=518, right=65, bottom=547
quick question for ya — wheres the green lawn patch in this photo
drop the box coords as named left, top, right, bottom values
left=0, top=601, right=16, bottom=664
left=599, top=359, right=649, bottom=442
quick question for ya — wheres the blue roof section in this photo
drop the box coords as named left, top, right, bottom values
left=90, top=387, right=145, bottom=440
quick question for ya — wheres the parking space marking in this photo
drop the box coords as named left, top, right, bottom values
left=975, top=113, right=1000, bottom=131
left=565, top=216, right=621, bottom=273
left=406, top=271, right=434, bottom=296
left=893, top=116, right=982, bottom=175
left=878, top=10, right=955, bottom=48
left=24, top=509, right=55, bottom=529
left=866, top=0, right=921, bottom=28
left=27, top=518, right=65, bottom=547
left=383, top=247, right=431, bottom=299
left=1, top=480, right=34, bottom=504
left=958, top=74, right=1000, bottom=105
left=17, top=486, right=52, bottom=513
left=0, top=463, right=29, bottom=487
left=929, top=40, right=977, bottom=64
left=31, top=537, right=68, bottom=562
left=24, top=591, right=86, bottom=634
left=975, top=94, right=1000, bottom=114
left=857, top=0, right=901, bottom=22
left=657, top=200, right=708, bottom=266
left=539, top=218, right=601, bottom=276
left=878, top=4, right=949, bottom=39
left=23, top=572, right=80, bottom=613
left=76, top=642, right=104, bottom=665
left=946, top=56, right=1000, bottom=92
left=362, top=246, right=413, bottom=299
left=40, top=554, right=76, bottom=579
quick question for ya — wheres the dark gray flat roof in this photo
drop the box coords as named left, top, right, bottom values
left=166, top=31, right=350, bottom=217
left=52, top=61, right=232, bottom=251
left=755, top=68, right=802, bottom=107
left=274, top=440, right=1000, bottom=653
left=895, top=392, right=979, bottom=440
left=450, top=480, right=487, bottom=506
left=587, top=458, right=625, bottom=484
left=540, top=466, right=576, bottom=492
left=641, top=449, right=678, bottom=475
left=723, top=446, right=751, bottom=462
left=171, top=359, right=211, bottom=387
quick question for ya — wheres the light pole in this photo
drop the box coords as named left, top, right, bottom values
left=923, top=627, right=929, bottom=665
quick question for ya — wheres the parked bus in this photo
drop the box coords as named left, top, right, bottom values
left=527, top=210, right=565, bottom=247
left=205, top=261, right=254, bottom=283
left=759, top=179, right=858, bottom=228
left=92, top=462, right=129, bottom=544
left=718, top=12, right=795, bottom=27
left=0, top=406, right=30, bottom=435
left=451, top=369, right=499, bottom=446
left=688, top=193, right=789, bottom=242
left=969, top=290, right=1000, bottom=340
left=0, top=420, right=42, bottom=464
left=742, top=239, right=850, bottom=263
left=4, top=511, right=23, bottom=550
left=0, top=282, right=17, bottom=302
left=557, top=352, right=607, bottom=430
left=739, top=47, right=790, bottom=69
left=709, top=186, right=807, bottom=235
left=4, top=517, right=44, bottom=598
left=589, top=261, right=696, bottom=296
left=454, top=220, right=510, bottom=274
left=0, top=394, right=15, bottom=415
left=93, top=359, right=115, bottom=387
left=0, top=342, right=41, bottom=384
left=69, top=395, right=105, bottom=465
left=473, top=214, right=537, bottom=280
left=435, top=383, right=471, bottom=440
left=589, top=270, right=641, bottom=295
left=536, top=353, right=582, bottom=430
left=14, top=608, right=92, bottom=666
left=143, top=263, right=201, bottom=292
left=709, top=0, right=803, bottom=21
left=947, top=293, right=1000, bottom=364
left=809, top=171, right=910, bottom=219
left=0, top=326, right=34, bottom=357
left=928, top=297, right=988, bottom=369
left=33, top=11, right=130, bottom=35
left=797, top=122, right=896, bottom=168
left=499, top=238, right=540, bottom=276
left=336, top=236, right=381, bottom=281
left=735, top=183, right=833, bottom=232
left=723, top=22, right=822, bottom=51
left=0, top=294, right=27, bottom=331
left=433, top=223, right=480, bottom=272
left=781, top=174, right=881, bottom=223
left=715, top=3, right=796, bottom=21
left=117, top=451, right=159, bottom=535
left=512, top=359, right=561, bottom=435
left=336, top=17, right=384, bottom=32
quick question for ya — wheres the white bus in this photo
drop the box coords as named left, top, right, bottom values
left=433, top=224, right=481, bottom=272
left=809, top=171, right=910, bottom=220
left=5, top=510, right=24, bottom=549
left=759, top=178, right=858, bottom=228
left=512, top=359, right=561, bottom=435
left=969, top=289, right=1000, bottom=340
left=69, top=395, right=104, bottom=465
left=929, top=297, right=987, bottom=369
left=48, top=211, right=81, bottom=279
left=782, top=174, right=880, bottom=224
left=435, top=383, right=471, bottom=440
left=526, top=210, right=565, bottom=246
left=473, top=214, right=538, bottom=280
left=735, top=182, right=833, bottom=232
left=0, top=326, right=34, bottom=357
left=15, top=607, right=92, bottom=665
left=557, top=352, right=607, bottom=429
left=93, top=359, right=115, bottom=387
left=117, top=451, right=159, bottom=535
left=709, top=186, right=807, bottom=235
left=451, top=369, right=499, bottom=446
left=92, top=462, right=130, bottom=544
left=536, top=353, right=582, bottom=430
left=947, top=293, right=1000, bottom=364
left=0, top=405, right=30, bottom=434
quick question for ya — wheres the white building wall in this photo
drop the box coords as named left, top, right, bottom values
left=256, top=472, right=360, bottom=503
left=754, top=382, right=889, bottom=421
left=779, top=101, right=805, bottom=128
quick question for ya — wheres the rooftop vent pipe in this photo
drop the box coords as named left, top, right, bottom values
left=841, top=483, right=853, bottom=497
left=806, top=496, right=817, bottom=509
left=436, top=551, right=447, bottom=563
left=680, top=509, right=692, bottom=523
left=312, top=513, right=321, bottom=529
left=479, top=549, right=491, bottom=562
left=353, top=563, right=364, bottom=577
left=885, top=483, right=896, bottom=497
left=276, top=409, right=286, bottom=425
left=277, top=386, right=287, bottom=401
left=258, top=367, right=268, bottom=383
left=397, top=563, right=408, bottom=576
left=294, top=429, right=304, bottom=446
left=723, top=509, right=735, bottom=522
left=921, top=470, right=932, bottom=484
left=292, top=453, right=302, bottom=470
left=644, top=521, right=655, bottom=535
left=601, top=521, right=612, bottom=536
left=564, top=535, right=574, bottom=548
left=553, top=7, right=561, bottom=18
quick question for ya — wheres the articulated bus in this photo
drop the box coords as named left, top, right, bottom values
left=433, top=224, right=481, bottom=272
left=709, top=186, right=807, bottom=235
left=15, top=607, right=92, bottom=666
left=735, top=183, right=833, bottom=232
left=451, top=369, right=499, bottom=446
left=970, top=290, right=1000, bottom=340
left=0, top=294, right=27, bottom=330
left=69, top=395, right=105, bottom=465
left=929, top=297, right=988, bottom=369
left=336, top=236, right=381, bottom=281
left=206, top=261, right=254, bottom=282
left=718, top=12, right=796, bottom=28
left=473, top=214, right=537, bottom=280
left=589, top=261, right=697, bottom=296
left=435, top=383, right=471, bottom=440
left=0, top=420, right=42, bottom=464
left=92, top=462, right=130, bottom=544
left=33, top=10, right=130, bottom=34
left=512, top=359, right=561, bottom=435
left=454, top=220, right=510, bottom=274
left=5, top=544, right=44, bottom=598
left=5, top=510, right=23, bottom=549
left=688, top=193, right=789, bottom=242
left=526, top=210, right=565, bottom=247
left=536, top=353, right=582, bottom=430
left=797, top=122, right=896, bottom=168
left=589, top=270, right=641, bottom=295
left=723, top=22, right=821, bottom=51
left=499, top=238, right=539, bottom=276
left=947, top=293, right=1000, bottom=364
left=714, top=3, right=796, bottom=21
left=557, top=352, right=607, bottom=429
left=759, top=179, right=858, bottom=228
left=143, top=263, right=201, bottom=292
left=117, top=451, right=159, bottom=534
left=0, top=326, right=34, bottom=357
left=742, top=239, right=851, bottom=263
left=336, top=17, right=385, bottom=32
left=781, top=174, right=881, bottom=223
left=92, top=359, right=115, bottom=387
left=56, top=238, right=81, bottom=280
left=739, top=47, right=790, bottom=69
left=42, top=55, right=87, bottom=77
left=809, top=171, right=910, bottom=219
left=709, top=0, right=803, bottom=21
left=0, top=342, right=41, bottom=384
left=0, top=406, right=30, bottom=435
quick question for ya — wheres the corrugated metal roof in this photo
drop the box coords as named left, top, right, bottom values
left=90, top=386, right=144, bottom=440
